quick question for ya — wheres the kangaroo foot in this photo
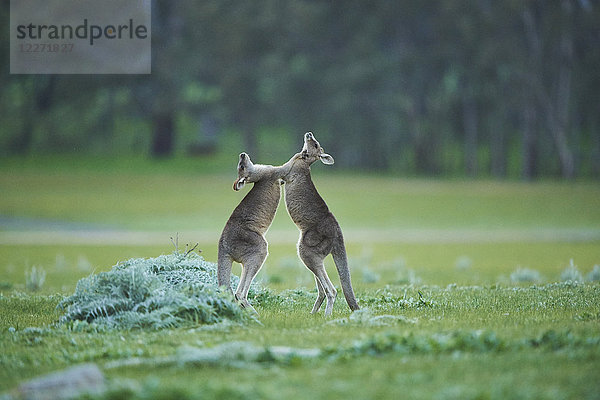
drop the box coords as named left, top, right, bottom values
left=234, top=293, right=259, bottom=314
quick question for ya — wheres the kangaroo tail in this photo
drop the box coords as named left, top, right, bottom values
left=331, top=237, right=360, bottom=311
left=217, top=246, right=234, bottom=296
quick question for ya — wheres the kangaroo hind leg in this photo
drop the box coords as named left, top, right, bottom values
left=235, top=240, right=268, bottom=314
left=310, top=275, right=326, bottom=314
left=299, top=247, right=337, bottom=316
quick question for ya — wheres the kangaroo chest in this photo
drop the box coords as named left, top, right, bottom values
left=235, top=181, right=281, bottom=234
left=284, top=177, right=327, bottom=230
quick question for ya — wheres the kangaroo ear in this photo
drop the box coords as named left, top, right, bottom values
left=233, top=177, right=246, bottom=191
left=320, top=153, right=334, bottom=165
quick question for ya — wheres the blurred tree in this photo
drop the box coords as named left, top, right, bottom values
left=147, top=1, right=183, bottom=157
left=184, top=0, right=290, bottom=158
left=1, top=0, right=599, bottom=178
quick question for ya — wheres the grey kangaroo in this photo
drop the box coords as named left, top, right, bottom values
left=217, top=152, right=295, bottom=312
left=283, top=132, right=360, bottom=315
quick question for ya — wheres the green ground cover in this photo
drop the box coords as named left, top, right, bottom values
left=1, top=156, right=599, bottom=231
left=0, top=158, right=599, bottom=399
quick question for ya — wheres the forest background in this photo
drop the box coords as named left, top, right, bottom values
left=1, top=1, right=599, bottom=180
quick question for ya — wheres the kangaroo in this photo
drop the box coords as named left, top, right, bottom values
left=217, top=152, right=295, bottom=313
left=282, top=132, right=360, bottom=316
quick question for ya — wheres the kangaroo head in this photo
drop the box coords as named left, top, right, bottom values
left=233, top=152, right=256, bottom=191
left=299, top=132, right=334, bottom=166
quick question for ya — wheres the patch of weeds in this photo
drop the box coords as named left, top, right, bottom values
left=510, top=267, right=543, bottom=284
left=396, top=268, right=421, bottom=285
left=325, top=330, right=507, bottom=359
left=249, top=288, right=281, bottom=308
left=0, top=292, right=64, bottom=331
left=52, top=254, right=92, bottom=274
left=540, top=281, right=582, bottom=289
left=360, top=267, right=381, bottom=284
left=91, top=329, right=599, bottom=380
left=263, top=288, right=315, bottom=310
left=90, top=376, right=262, bottom=400
left=455, top=256, right=472, bottom=271
left=574, top=312, right=600, bottom=322
left=188, top=319, right=244, bottom=332
left=25, top=266, right=46, bottom=291
left=417, top=290, right=435, bottom=307
left=77, top=255, right=93, bottom=273
left=55, top=254, right=67, bottom=271
left=350, top=248, right=379, bottom=283
left=528, top=329, right=584, bottom=350
left=58, top=252, right=270, bottom=330
left=560, top=259, right=584, bottom=283
left=587, top=265, right=600, bottom=282
left=327, top=307, right=417, bottom=327
left=359, top=286, right=435, bottom=311
left=378, top=258, right=422, bottom=285
left=105, top=341, right=321, bottom=370
left=332, top=329, right=599, bottom=359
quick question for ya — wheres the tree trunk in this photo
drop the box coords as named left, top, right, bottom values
left=10, top=77, right=55, bottom=155
left=490, top=129, right=506, bottom=178
left=151, top=113, right=175, bottom=157
left=552, top=10, right=575, bottom=179
left=592, top=125, right=600, bottom=179
left=538, top=10, right=575, bottom=179
left=11, top=118, right=34, bottom=155
left=11, top=80, right=35, bottom=155
left=522, top=3, right=575, bottom=179
left=521, top=103, right=538, bottom=180
left=462, top=91, right=478, bottom=177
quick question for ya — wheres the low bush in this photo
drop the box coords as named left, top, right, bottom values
left=58, top=252, right=266, bottom=330
left=510, top=267, right=542, bottom=283
left=25, top=266, right=46, bottom=291
left=560, top=259, right=584, bottom=283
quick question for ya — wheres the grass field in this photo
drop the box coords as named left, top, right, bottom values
left=1, top=157, right=599, bottom=399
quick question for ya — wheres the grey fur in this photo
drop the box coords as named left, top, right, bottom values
left=282, top=132, right=360, bottom=315
left=217, top=152, right=297, bottom=313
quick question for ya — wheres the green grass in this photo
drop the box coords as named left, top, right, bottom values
left=1, top=284, right=599, bottom=398
left=1, top=156, right=599, bottom=231
left=1, top=242, right=598, bottom=294
left=1, top=157, right=599, bottom=399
